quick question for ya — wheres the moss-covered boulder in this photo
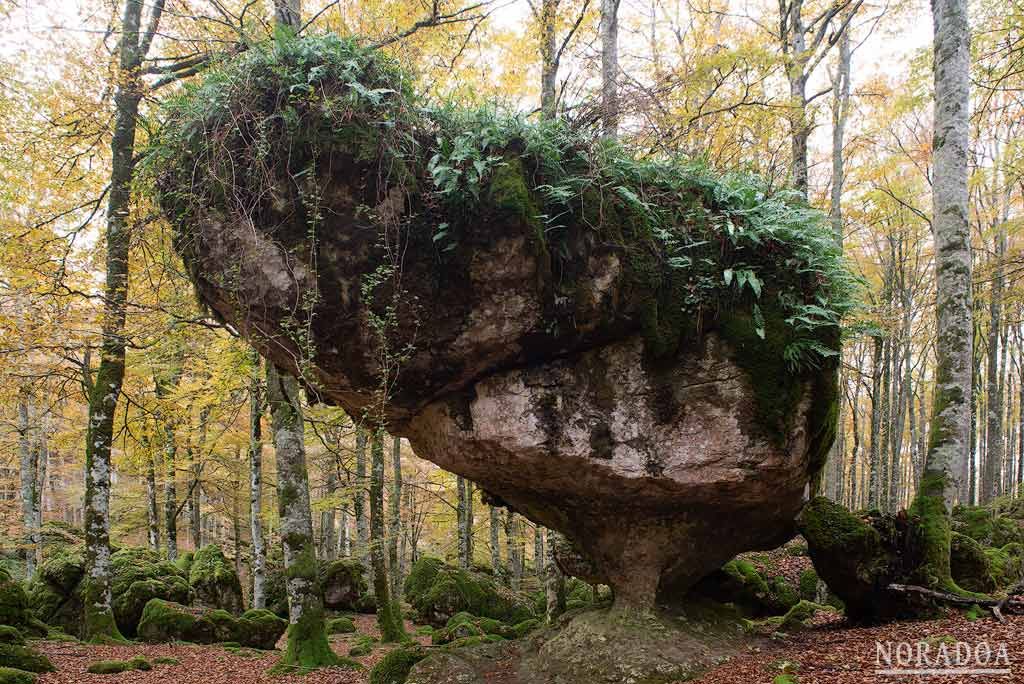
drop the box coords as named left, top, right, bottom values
left=953, top=505, right=1024, bottom=547
left=320, top=559, right=367, bottom=611
left=0, top=572, right=29, bottom=633
left=950, top=532, right=997, bottom=593
left=25, top=544, right=189, bottom=638
left=327, top=616, right=356, bottom=634
left=110, top=547, right=191, bottom=636
left=692, top=558, right=799, bottom=617
left=370, top=646, right=427, bottom=684
left=154, top=34, right=847, bottom=612
left=189, top=545, right=243, bottom=614
left=138, top=599, right=285, bottom=649
left=0, top=667, right=36, bottom=684
left=0, top=629, right=22, bottom=647
left=404, top=557, right=535, bottom=627
left=431, top=613, right=516, bottom=645
left=0, top=644, right=53, bottom=674
left=237, top=609, right=288, bottom=649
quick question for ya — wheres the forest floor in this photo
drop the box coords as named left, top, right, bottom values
left=33, top=614, right=431, bottom=684
left=29, top=605, right=1024, bottom=683
left=693, top=612, right=1023, bottom=684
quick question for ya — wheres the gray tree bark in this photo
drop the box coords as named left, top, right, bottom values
left=18, top=396, right=39, bottom=578
left=489, top=505, right=501, bottom=575
left=913, top=0, right=971, bottom=589
left=249, top=353, right=267, bottom=609
left=457, top=475, right=468, bottom=569
left=599, top=0, right=620, bottom=137
left=354, top=428, right=369, bottom=568
left=388, top=435, right=403, bottom=596
left=83, top=0, right=164, bottom=641
left=370, top=430, right=404, bottom=641
left=983, top=228, right=1005, bottom=502
left=267, top=361, right=336, bottom=667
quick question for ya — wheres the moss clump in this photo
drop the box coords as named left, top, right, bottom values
left=189, top=545, right=243, bottom=614
left=138, top=599, right=285, bottom=649
left=237, top=609, right=287, bottom=649
left=369, top=646, right=427, bottom=684
left=0, top=572, right=29, bottom=634
left=513, top=618, right=540, bottom=638
left=404, top=557, right=535, bottom=627
left=86, top=657, right=151, bottom=674
left=320, top=560, right=368, bottom=611
left=138, top=599, right=198, bottom=643
left=0, top=667, right=36, bottom=684
left=327, top=616, right=356, bottom=634
left=110, top=547, right=190, bottom=637
left=349, top=634, right=377, bottom=657
left=174, top=552, right=194, bottom=576
left=152, top=656, right=180, bottom=665
left=952, top=505, right=1024, bottom=547
left=950, top=533, right=997, bottom=593
left=0, top=645, right=53, bottom=673
left=797, top=568, right=819, bottom=601
left=0, top=629, right=22, bottom=647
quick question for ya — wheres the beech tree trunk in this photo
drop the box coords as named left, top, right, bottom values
left=370, top=430, right=404, bottom=641
left=457, top=475, right=468, bottom=569
left=249, top=353, right=267, bottom=609
left=354, top=428, right=369, bottom=568
left=388, top=435, right=403, bottom=596
left=18, top=396, right=39, bottom=578
left=82, top=0, right=161, bottom=641
left=912, top=0, right=971, bottom=590
left=599, top=0, right=620, bottom=137
left=984, top=229, right=1005, bottom=502
left=146, top=447, right=160, bottom=553
left=490, top=506, right=501, bottom=575
left=267, top=362, right=336, bottom=669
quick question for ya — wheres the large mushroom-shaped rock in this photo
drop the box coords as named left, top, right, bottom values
left=153, top=36, right=847, bottom=610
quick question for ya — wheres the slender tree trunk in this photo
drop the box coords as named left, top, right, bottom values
left=912, top=0, right=971, bottom=590
left=18, top=396, right=39, bottom=579
left=388, top=435, right=403, bottom=596
left=599, top=0, right=620, bottom=137
left=249, top=353, right=266, bottom=608
left=464, top=480, right=474, bottom=565
left=457, top=475, right=468, bottom=569
left=232, top=446, right=242, bottom=577
left=869, top=335, right=884, bottom=508
left=505, top=511, right=521, bottom=591
left=534, top=526, right=544, bottom=581
left=489, top=506, right=501, bottom=576
left=320, top=468, right=337, bottom=561
left=370, top=430, right=404, bottom=641
left=539, top=0, right=558, bottom=119
left=544, top=531, right=566, bottom=623
left=82, top=0, right=155, bottom=641
left=354, top=429, right=369, bottom=569
left=35, top=414, right=48, bottom=569
left=146, top=446, right=160, bottom=553
left=984, top=232, right=1005, bottom=502
left=267, top=362, right=336, bottom=669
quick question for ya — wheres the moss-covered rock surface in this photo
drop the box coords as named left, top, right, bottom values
left=137, top=599, right=286, bottom=649
left=404, top=557, right=535, bottom=627
left=189, top=545, right=243, bottom=614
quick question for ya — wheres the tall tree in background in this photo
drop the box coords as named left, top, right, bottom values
left=267, top=363, right=337, bottom=670
left=82, top=0, right=165, bottom=642
left=531, top=0, right=590, bottom=119
left=777, top=0, right=862, bottom=197
left=249, top=352, right=267, bottom=609
left=369, top=430, right=405, bottom=641
left=18, top=393, right=40, bottom=578
left=388, top=435, right=403, bottom=596
left=599, top=0, right=620, bottom=137
left=355, top=428, right=369, bottom=567
left=911, top=0, right=972, bottom=590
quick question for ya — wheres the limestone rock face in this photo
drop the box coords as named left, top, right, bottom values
left=155, top=37, right=843, bottom=609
